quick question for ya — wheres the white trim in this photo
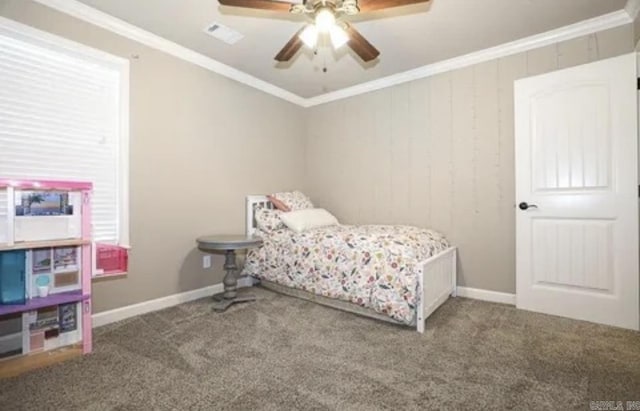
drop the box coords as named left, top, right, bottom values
left=30, top=1, right=631, bottom=107
left=626, top=0, right=640, bottom=20
left=0, top=332, right=22, bottom=354
left=32, top=0, right=306, bottom=107
left=92, top=283, right=224, bottom=327
left=456, top=286, right=516, bottom=305
left=118, top=58, right=131, bottom=247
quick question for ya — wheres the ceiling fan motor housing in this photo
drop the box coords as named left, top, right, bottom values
left=293, top=0, right=360, bottom=16
left=339, top=0, right=361, bottom=15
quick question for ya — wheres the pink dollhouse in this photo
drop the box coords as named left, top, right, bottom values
left=0, top=179, right=126, bottom=377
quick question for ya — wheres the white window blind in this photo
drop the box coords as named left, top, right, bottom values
left=0, top=20, right=129, bottom=245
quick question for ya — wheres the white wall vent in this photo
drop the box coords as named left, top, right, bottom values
left=204, top=22, right=244, bottom=45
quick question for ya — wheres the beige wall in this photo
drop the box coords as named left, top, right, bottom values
left=0, top=1, right=306, bottom=313
left=304, top=25, right=634, bottom=293
left=0, top=0, right=635, bottom=315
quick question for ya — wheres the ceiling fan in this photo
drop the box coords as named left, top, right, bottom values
left=217, top=0, right=430, bottom=62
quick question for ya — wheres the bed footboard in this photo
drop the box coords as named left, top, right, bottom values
left=416, top=247, right=457, bottom=333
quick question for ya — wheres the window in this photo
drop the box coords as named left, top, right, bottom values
left=0, top=18, right=129, bottom=252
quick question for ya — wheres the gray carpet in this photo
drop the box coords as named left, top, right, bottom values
left=1, top=287, right=639, bottom=410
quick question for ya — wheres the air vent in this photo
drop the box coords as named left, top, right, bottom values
left=204, top=22, right=244, bottom=45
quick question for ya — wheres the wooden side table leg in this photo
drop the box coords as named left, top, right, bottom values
left=212, top=249, right=256, bottom=312
left=222, top=249, right=237, bottom=299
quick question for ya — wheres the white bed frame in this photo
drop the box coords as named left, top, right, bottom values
left=245, top=195, right=457, bottom=333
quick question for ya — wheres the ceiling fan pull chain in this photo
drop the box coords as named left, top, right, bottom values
left=323, top=36, right=328, bottom=72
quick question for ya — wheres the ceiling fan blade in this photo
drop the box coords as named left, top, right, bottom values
left=356, top=0, right=429, bottom=12
left=218, top=0, right=292, bottom=12
left=274, top=27, right=305, bottom=62
left=345, top=25, right=379, bottom=62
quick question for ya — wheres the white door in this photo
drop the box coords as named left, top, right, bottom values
left=515, top=53, right=639, bottom=330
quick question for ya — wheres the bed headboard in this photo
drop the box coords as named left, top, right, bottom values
left=246, top=195, right=273, bottom=236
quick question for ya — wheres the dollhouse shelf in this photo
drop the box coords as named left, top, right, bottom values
left=0, top=290, right=88, bottom=316
left=0, top=344, right=83, bottom=379
left=0, top=239, right=90, bottom=252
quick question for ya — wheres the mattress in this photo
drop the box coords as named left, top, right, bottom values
left=242, top=224, right=449, bottom=324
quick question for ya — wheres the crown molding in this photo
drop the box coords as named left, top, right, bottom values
left=32, top=0, right=631, bottom=108
left=305, top=10, right=632, bottom=106
left=32, top=0, right=307, bottom=107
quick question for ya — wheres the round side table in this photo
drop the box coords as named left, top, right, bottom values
left=196, top=234, right=263, bottom=312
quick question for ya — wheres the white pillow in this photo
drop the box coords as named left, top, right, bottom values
left=280, top=208, right=339, bottom=233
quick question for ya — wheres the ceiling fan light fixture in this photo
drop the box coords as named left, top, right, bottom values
left=329, top=25, right=349, bottom=49
left=299, top=24, right=318, bottom=48
left=315, top=8, right=336, bottom=33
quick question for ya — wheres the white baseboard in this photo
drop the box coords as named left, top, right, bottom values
left=91, top=282, right=515, bottom=329
left=456, top=286, right=516, bottom=305
left=0, top=332, right=22, bottom=354
left=92, top=283, right=224, bottom=328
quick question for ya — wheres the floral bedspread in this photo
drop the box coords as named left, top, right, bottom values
left=242, top=225, right=449, bottom=324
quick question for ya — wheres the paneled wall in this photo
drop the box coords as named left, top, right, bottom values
left=304, top=25, right=634, bottom=293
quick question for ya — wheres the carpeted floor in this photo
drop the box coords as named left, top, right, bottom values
left=1, top=287, right=639, bottom=410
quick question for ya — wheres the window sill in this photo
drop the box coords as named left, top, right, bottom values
left=93, top=272, right=128, bottom=281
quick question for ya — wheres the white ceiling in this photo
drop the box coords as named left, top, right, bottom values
left=75, top=0, right=628, bottom=98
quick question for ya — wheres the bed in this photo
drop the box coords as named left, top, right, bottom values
left=241, top=195, right=457, bottom=333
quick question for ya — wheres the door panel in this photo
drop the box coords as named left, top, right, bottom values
left=515, top=53, right=639, bottom=330
left=532, top=218, right=613, bottom=292
left=532, top=85, right=610, bottom=191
